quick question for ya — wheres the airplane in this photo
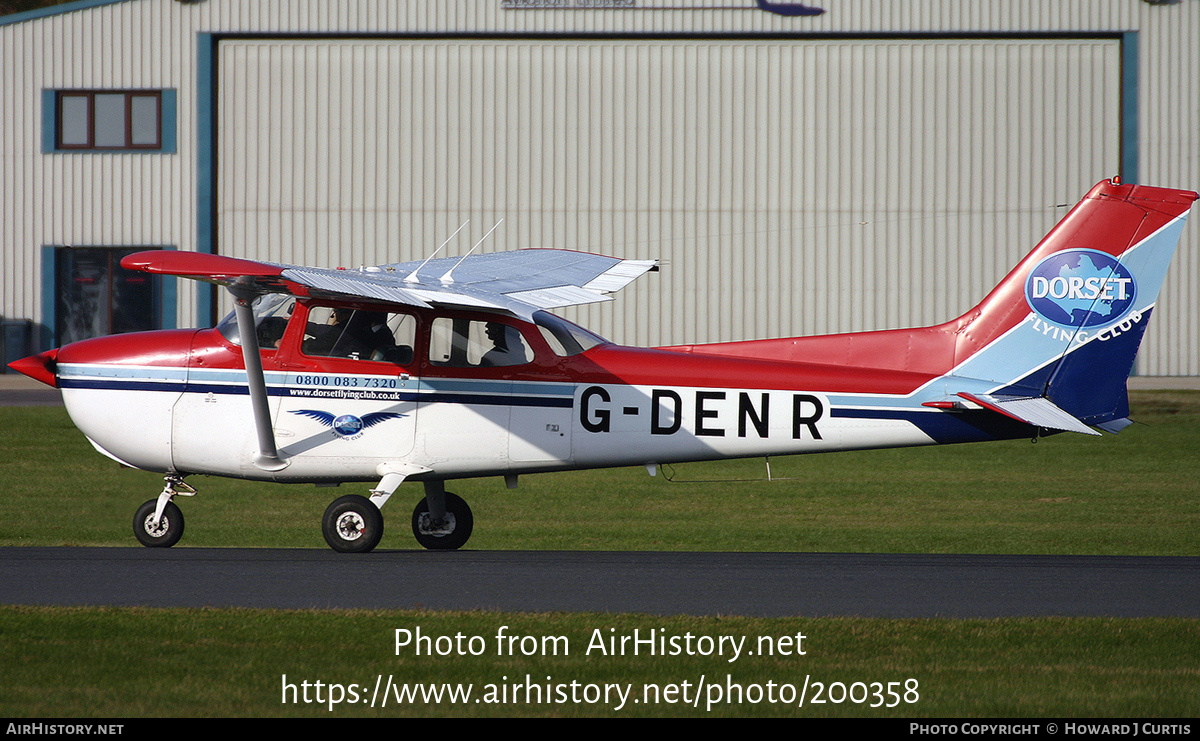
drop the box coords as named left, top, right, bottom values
left=8, top=178, right=1198, bottom=553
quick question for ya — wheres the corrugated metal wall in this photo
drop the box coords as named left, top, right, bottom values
left=1136, top=2, right=1200, bottom=376
left=2, top=0, right=1197, bottom=373
left=0, top=0, right=196, bottom=342
left=219, top=38, right=1120, bottom=347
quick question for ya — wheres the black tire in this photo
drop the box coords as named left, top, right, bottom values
left=411, top=492, right=473, bottom=550
left=322, top=495, right=384, bottom=553
left=133, top=499, right=185, bottom=548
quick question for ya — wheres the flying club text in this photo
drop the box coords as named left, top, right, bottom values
left=579, top=386, right=825, bottom=439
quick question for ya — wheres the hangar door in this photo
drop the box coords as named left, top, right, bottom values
left=218, top=38, right=1120, bottom=348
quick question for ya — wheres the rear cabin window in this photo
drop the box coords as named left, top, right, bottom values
left=429, top=318, right=534, bottom=368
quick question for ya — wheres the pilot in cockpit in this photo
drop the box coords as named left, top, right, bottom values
left=303, top=307, right=412, bottom=364
left=479, top=322, right=525, bottom=367
left=256, top=317, right=288, bottom=349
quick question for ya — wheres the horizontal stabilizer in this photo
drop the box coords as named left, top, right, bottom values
left=957, top=392, right=1101, bottom=436
left=1096, top=417, right=1134, bottom=434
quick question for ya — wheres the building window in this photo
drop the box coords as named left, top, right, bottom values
left=43, top=89, right=176, bottom=153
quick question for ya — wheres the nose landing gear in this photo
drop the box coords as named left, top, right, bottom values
left=133, top=476, right=194, bottom=548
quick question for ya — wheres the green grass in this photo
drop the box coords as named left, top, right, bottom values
left=1, top=391, right=1198, bottom=717
left=1, top=391, right=1197, bottom=553
left=1, top=607, right=1197, bottom=717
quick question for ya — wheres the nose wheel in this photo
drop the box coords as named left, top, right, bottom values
left=133, top=500, right=185, bottom=547
left=133, top=498, right=184, bottom=544
left=133, top=476, right=193, bottom=548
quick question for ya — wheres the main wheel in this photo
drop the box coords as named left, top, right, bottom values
left=322, top=495, right=384, bottom=553
left=133, top=499, right=185, bottom=548
left=412, top=492, right=473, bottom=550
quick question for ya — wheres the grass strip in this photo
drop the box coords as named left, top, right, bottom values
left=1, top=606, right=1198, bottom=717
left=1, top=391, right=1196, bottom=554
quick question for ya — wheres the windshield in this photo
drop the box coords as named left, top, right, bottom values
left=216, top=294, right=296, bottom=348
left=532, top=311, right=608, bottom=356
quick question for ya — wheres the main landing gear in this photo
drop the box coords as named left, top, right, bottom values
left=320, top=479, right=473, bottom=553
left=410, top=481, right=474, bottom=551
left=322, top=494, right=384, bottom=553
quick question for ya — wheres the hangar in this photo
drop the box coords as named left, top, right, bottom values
left=2, top=0, right=1197, bottom=374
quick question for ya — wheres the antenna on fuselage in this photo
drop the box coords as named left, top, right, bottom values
left=404, top=220, right=470, bottom=283
left=440, top=219, right=503, bottom=284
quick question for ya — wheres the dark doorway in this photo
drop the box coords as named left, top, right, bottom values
left=54, top=246, right=161, bottom=345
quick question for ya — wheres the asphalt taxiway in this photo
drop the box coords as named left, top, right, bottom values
left=1, top=547, right=1197, bottom=617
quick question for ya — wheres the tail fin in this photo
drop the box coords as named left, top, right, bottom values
left=947, top=179, right=1197, bottom=427
left=667, top=179, right=1197, bottom=430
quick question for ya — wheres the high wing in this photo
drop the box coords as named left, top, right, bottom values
left=120, top=246, right=658, bottom=473
left=121, top=248, right=659, bottom=318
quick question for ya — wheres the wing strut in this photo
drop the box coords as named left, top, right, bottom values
left=230, top=283, right=289, bottom=471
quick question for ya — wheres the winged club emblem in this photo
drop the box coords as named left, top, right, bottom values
left=290, top=410, right=405, bottom=439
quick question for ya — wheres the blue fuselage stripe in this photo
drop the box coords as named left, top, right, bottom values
left=832, top=407, right=1035, bottom=443
left=58, top=377, right=574, bottom=408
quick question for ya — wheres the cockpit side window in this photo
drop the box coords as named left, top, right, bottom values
left=429, top=318, right=534, bottom=368
left=216, top=294, right=295, bottom=350
left=301, top=307, right=417, bottom=365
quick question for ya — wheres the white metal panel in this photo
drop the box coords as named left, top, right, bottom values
left=219, top=38, right=1120, bottom=350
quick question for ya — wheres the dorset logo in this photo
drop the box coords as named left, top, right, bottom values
left=1024, top=249, right=1136, bottom=329
left=290, top=410, right=405, bottom=440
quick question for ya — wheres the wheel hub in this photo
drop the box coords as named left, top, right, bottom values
left=417, top=512, right=456, bottom=537
left=335, top=512, right=365, bottom=541
left=143, top=515, right=170, bottom=538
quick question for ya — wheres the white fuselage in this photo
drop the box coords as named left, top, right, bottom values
left=58, top=360, right=952, bottom=484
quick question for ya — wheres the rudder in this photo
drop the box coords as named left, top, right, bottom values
left=962, top=179, right=1197, bottom=427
